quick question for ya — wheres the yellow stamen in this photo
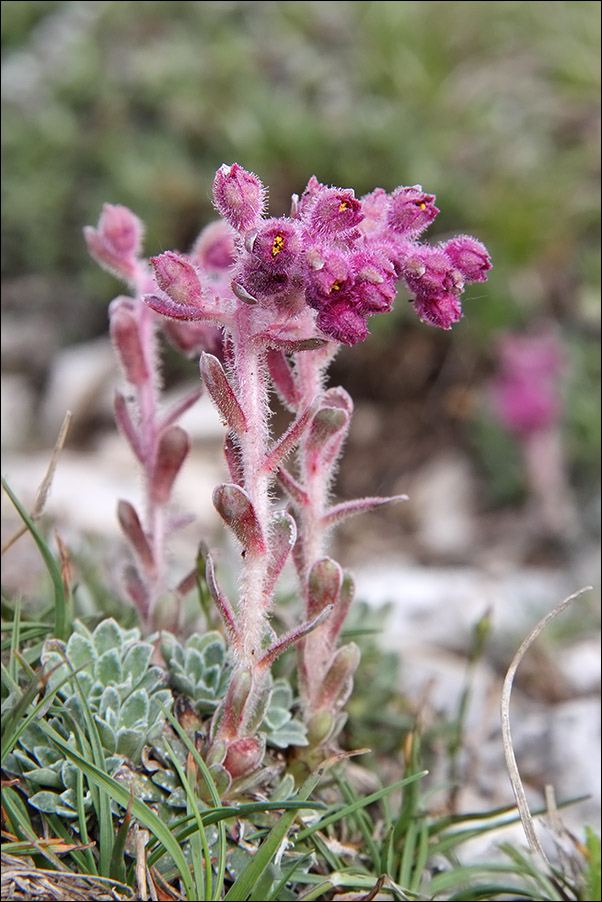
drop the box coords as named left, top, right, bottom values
left=271, top=234, right=285, bottom=257
left=330, top=280, right=343, bottom=292
left=339, top=201, right=350, bottom=213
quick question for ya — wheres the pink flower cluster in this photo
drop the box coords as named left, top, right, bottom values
left=149, top=163, right=491, bottom=345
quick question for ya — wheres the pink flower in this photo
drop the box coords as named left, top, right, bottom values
left=491, top=330, right=565, bottom=435
left=388, top=186, right=439, bottom=237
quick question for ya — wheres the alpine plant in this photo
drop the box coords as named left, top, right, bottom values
left=86, top=163, right=491, bottom=785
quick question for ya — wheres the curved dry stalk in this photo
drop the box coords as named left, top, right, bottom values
left=500, top=585, right=593, bottom=862
left=1, top=411, right=72, bottom=554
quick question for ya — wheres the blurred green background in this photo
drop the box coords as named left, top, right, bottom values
left=1, top=0, right=600, bottom=514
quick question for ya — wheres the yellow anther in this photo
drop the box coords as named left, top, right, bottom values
left=271, top=234, right=285, bottom=257
left=330, top=279, right=343, bottom=292
left=339, top=201, right=350, bottom=212
left=419, top=202, right=426, bottom=211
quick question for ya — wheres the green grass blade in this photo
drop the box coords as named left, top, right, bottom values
left=257, top=852, right=313, bottom=902
left=409, top=819, right=429, bottom=894
left=1, top=477, right=71, bottom=642
left=296, top=772, right=427, bottom=843
left=54, top=656, right=114, bottom=875
left=1, top=786, right=75, bottom=873
left=1, top=659, right=90, bottom=764
left=222, top=766, right=325, bottom=901
left=334, top=771, right=381, bottom=872
left=158, top=700, right=226, bottom=897
left=36, top=721, right=197, bottom=900
left=75, top=766, right=98, bottom=876
left=583, top=827, right=601, bottom=901
left=163, top=738, right=210, bottom=900
left=110, top=795, right=132, bottom=884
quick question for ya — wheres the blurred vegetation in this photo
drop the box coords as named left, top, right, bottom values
left=1, top=0, right=600, bottom=503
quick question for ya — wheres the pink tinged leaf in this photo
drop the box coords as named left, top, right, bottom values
left=327, top=570, right=355, bottom=644
left=166, top=512, right=196, bottom=532
left=144, top=293, right=206, bottom=321
left=217, top=667, right=253, bottom=740
left=151, top=251, right=202, bottom=307
left=212, top=484, right=266, bottom=553
left=257, top=604, right=334, bottom=670
left=276, top=467, right=309, bottom=507
left=151, top=426, right=190, bottom=503
left=123, top=564, right=150, bottom=621
left=306, top=387, right=353, bottom=452
left=306, top=710, right=335, bottom=745
left=205, top=554, right=240, bottom=645
left=160, top=388, right=203, bottom=431
left=307, top=558, right=343, bottom=619
left=117, top=500, right=155, bottom=573
left=305, top=387, right=353, bottom=470
left=266, top=349, right=299, bottom=409
left=114, top=391, right=144, bottom=462
left=323, top=385, right=354, bottom=416
left=223, top=735, right=265, bottom=778
left=176, top=567, right=197, bottom=598
left=317, top=642, right=361, bottom=710
left=322, top=493, right=409, bottom=530
left=266, top=337, right=328, bottom=353
left=110, top=305, right=149, bottom=385
left=200, top=353, right=247, bottom=435
left=263, top=396, right=321, bottom=473
left=206, top=738, right=228, bottom=767
left=224, top=434, right=244, bottom=485
left=263, top=511, right=297, bottom=600
left=306, top=406, right=349, bottom=454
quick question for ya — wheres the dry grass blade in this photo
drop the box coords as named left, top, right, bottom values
left=1, top=852, right=133, bottom=901
left=500, top=585, right=593, bottom=863
left=1, top=411, right=72, bottom=554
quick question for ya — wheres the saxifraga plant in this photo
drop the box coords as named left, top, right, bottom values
left=85, top=163, right=491, bottom=792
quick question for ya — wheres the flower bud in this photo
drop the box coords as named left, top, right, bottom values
left=190, top=219, right=236, bottom=271
left=213, top=163, right=265, bottom=232
left=84, top=204, right=143, bottom=282
left=308, top=187, right=363, bottom=236
left=151, top=251, right=202, bottom=308
left=442, top=235, right=492, bottom=283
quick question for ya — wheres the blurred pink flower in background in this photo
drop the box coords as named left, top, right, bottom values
left=491, top=328, right=565, bottom=436
left=490, top=324, right=578, bottom=541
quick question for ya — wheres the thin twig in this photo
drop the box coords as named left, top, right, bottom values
left=500, top=585, right=593, bottom=862
left=1, top=410, right=72, bottom=554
